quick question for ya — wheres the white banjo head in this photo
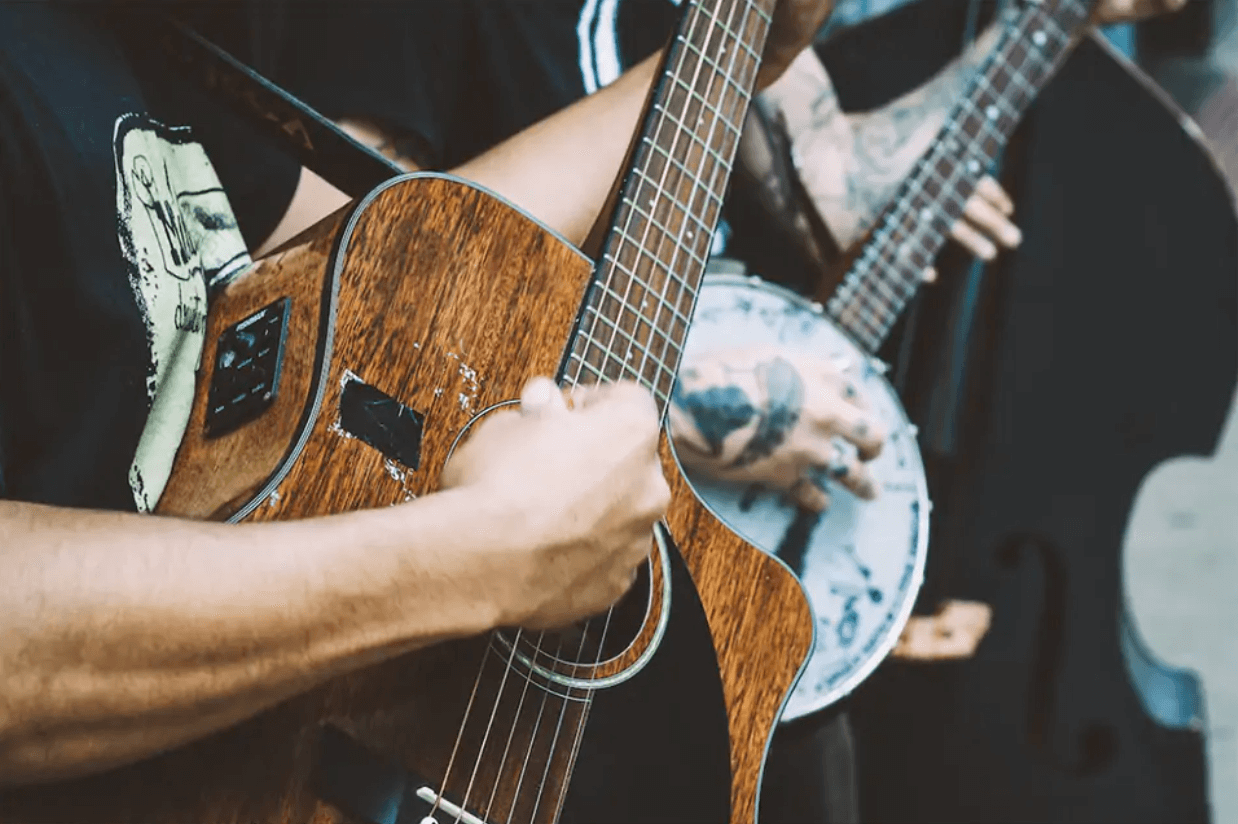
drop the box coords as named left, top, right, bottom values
left=678, top=274, right=930, bottom=720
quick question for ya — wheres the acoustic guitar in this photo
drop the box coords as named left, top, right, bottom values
left=0, top=2, right=812, bottom=824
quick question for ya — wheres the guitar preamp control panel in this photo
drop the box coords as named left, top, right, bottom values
left=204, top=297, right=291, bottom=437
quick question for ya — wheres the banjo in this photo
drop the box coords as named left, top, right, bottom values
left=679, top=0, right=1098, bottom=720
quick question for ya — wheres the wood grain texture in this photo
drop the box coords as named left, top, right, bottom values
left=157, top=206, right=350, bottom=520
left=0, top=174, right=811, bottom=824
left=660, top=439, right=814, bottom=824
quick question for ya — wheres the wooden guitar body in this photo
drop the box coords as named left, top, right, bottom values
left=0, top=173, right=810, bottom=824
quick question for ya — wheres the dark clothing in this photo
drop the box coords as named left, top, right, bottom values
left=0, top=4, right=298, bottom=511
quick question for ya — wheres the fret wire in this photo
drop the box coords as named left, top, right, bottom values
left=831, top=258, right=902, bottom=331
left=609, top=253, right=696, bottom=328
left=864, top=69, right=1032, bottom=325
left=616, top=0, right=732, bottom=391
left=590, top=277, right=687, bottom=359
left=620, top=175, right=713, bottom=264
left=644, top=130, right=726, bottom=201
left=671, top=74, right=745, bottom=140
left=630, top=162, right=727, bottom=229
left=651, top=103, right=736, bottom=178
left=572, top=0, right=769, bottom=399
left=580, top=0, right=722, bottom=392
left=829, top=292, right=888, bottom=348
left=624, top=0, right=758, bottom=391
left=584, top=0, right=737, bottom=395
left=625, top=167, right=708, bottom=249
left=568, top=350, right=672, bottom=408
left=582, top=302, right=676, bottom=368
left=632, top=0, right=753, bottom=388
left=635, top=0, right=761, bottom=389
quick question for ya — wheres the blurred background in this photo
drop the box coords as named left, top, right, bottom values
left=824, top=2, right=1237, bottom=820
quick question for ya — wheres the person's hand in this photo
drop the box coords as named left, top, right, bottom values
left=441, top=377, right=669, bottom=630
left=1092, top=0, right=1187, bottom=25
left=669, top=346, right=883, bottom=512
left=757, top=0, right=835, bottom=90
left=925, top=174, right=1022, bottom=283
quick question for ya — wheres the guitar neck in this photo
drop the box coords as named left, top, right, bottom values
left=562, top=0, right=776, bottom=416
left=826, top=0, right=1097, bottom=352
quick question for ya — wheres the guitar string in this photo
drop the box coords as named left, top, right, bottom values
left=590, top=0, right=737, bottom=412
left=521, top=1, right=758, bottom=821
left=830, top=24, right=1033, bottom=344
left=480, top=638, right=554, bottom=819
left=523, top=4, right=735, bottom=820
left=830, top=0, right=1079, bottom=351
left=853, top=0, right=1080, bottom=341
left=454, top=9, right=1070, bottom=823
left=427, top=640, right=501, bottom=823
left=543, top=0, right=764, bottom=819
left=566, top=9, right=741, bottom=399
left=450, top=621, right=534, bottom=822
left=577, top=1, right=753, bottom=409
left=629, top=4, right=757, bottom=392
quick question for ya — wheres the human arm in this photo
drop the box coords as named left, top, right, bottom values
left=763, top=24, right=1015, bottom=261
left=257, top=0, right=835, bottom=256
left=760, top=0, right=1188, bottom=262
left=0, top=378, right=665, bottom=786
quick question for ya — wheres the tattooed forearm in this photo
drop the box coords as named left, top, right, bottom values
left=761, top=24, right=1004, bottom=248
left=670, top=358, right=804, bottom=467
left=840, top=24, right=1004, bottom=240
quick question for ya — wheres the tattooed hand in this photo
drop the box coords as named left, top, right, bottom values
left=668, top=346, right=883, bottom=512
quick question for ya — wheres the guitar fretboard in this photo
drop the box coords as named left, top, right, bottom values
left=827, top=0, right=1095, bottom=352
left=562, top=0, right=777, bottom=415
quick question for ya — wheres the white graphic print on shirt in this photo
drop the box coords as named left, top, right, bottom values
left=113, top=114, right=252, bottom=512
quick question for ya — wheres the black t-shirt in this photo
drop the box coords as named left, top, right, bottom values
left=195, top=0, right=681, bottom=170
left=194, top=0, right=747, bottom=257
left=0, top=5, right=299, bottom=510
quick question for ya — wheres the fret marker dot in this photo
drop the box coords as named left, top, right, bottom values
left=1032, top=30, right=1046, bottom=46
left=986, top=105, right=999, bottom=120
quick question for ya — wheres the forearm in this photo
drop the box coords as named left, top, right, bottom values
left=765, top=25, right=1001, bottom=247
left=838, top=24, right=1002, bottom=241
left=0, top=493, right=499, bottom=785
left=452, top=50, right=663, bottom=247
left=256, top=50, right=663, bottom=257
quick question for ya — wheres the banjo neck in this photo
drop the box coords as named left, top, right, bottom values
left=824, top=0, right=1097, bottom=353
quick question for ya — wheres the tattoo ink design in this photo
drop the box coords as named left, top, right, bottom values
left=672, top=382, right=757, bottom=458
left=732, top=357, right=804, bottom=468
